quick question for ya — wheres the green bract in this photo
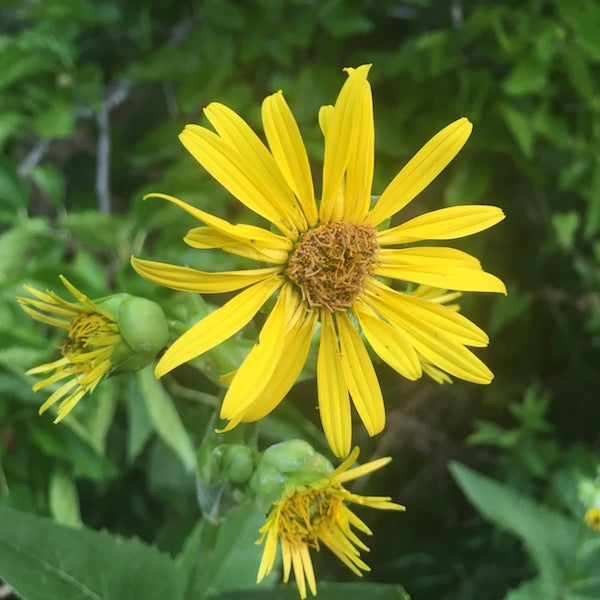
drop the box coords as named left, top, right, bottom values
left=97, top=294, right=169, bottom=372
left=250, top=439, right=333, bottom=512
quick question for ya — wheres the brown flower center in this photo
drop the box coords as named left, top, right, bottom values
left=285, top=222, right=378, bottom=312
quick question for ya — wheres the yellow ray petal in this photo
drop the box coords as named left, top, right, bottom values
left=343, top=73, right=374, bottom=222
left=291, top=546, right=307, bottom=599
left=203, top=103, right=307, bottom=232
left=336, top=312, right=385, bottom=437
left=378, top=246, right=482, bottom=267
left=184, top=226, right=290, bottom=264
left=377, top=205, right=505, bottom=245
left=365, top=118, right=473, bottom=225
left=335, top=456, right=392, bottom=484
left=318, top=105, right=334, bottom=136
left=179, top=126, right=296, bottom=236
left=144, top=192, right=292, bottom=252
left=300, top=544, right=317, bottom=597
left=320, top=65, right=372, bottom=223
left=219, top=284, right=294, bottom=420
left=352, top=302, right=421, bottom=380
left=317, top=310, right=352, bottom=458
left=375, top=248, right=506, bottom=294
left=366, top=279, right=489, bottom=347
left=262, top=91, right=318, bottom=227
left=131, top=257, right=281, bottom=294
left=16, top=296, right=79, bottom=318
left=18, top=304, right=72, bottom=329
left=241, top=308, right=318, bottom=421
left=155, top=275, right=283, bottom=377
left=364, top=287, right=493, bottom=383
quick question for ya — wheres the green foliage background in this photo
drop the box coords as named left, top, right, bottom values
left=1, top=0, right=599, bottom=599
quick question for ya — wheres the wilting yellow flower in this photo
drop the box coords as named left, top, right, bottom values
left=585, top=508, right=600, bottom=532
left=256, top=447, right=404, bottom=598
left=18, top=276, right=120, bottom=422
left=132, top=64, right=506, bottom=456
left=18, top=276, right=168, bottom=422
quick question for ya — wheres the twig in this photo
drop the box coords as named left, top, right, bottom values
left=95, top=81, right=131, bottom=214
left=17, top=140, right=50, bottom=178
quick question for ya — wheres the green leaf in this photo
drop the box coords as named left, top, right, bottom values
left=0, top=218, right=49, bottom=281
left=48, top=466, right=81, bottom=527
left=318, top=0, right=373, bottom=39
left=35, top=100, right=76, bottom=139
left=551, top=211, right=579, bottom=250
left=499, top=103, right=534, bottom=157
left=0, top=507, right=183, bottom=600
left=30, top=164, right=66, bottom=208
left=0, top=158, right=30, bottom=212
left=502, top=55, right=548, bottom=96
left=59, top=211, right=126, bottom=251
left=178, top=502, right=268, bottom=599
left=126, top=376, right=154, bottom=464
left=449, top=462, right=580, bottom=598
left=137, top=367, right=196, bottom=471
left=205, top=582, right=410, bottom=600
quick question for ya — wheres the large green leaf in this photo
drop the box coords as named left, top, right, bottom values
left=449, top=462, right=594, bottom=599
left=137, top=367, right=196, bottom=471
left=206, top=582, right=410, bottom=600
left=0, top=507, right=183, bottom=600
left=178, top=502, right=268, bottom=599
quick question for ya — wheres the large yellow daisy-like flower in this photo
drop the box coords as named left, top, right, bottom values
left=132, top=64, right=505, bottom=457
left=256, top=447, right=404, bottom=599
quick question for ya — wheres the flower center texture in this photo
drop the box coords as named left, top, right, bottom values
left=61, top=313, right=114, bottom=369
left=286, top=222, right=378, bottom=312
left=278, top=489, right=343, bottom=549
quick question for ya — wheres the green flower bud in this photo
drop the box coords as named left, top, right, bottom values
left=97, top=294, right=169, bottom=372
left=250, top=440, right=333, bottom=512
left=196, top=441, right=256, bottom=522
left=221, top=444, right=255, bottom=484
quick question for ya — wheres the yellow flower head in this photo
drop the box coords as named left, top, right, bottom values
left=132, top=64, right=506, bottom=456
left=18, top=276, right=168, bottom=422
left=256, top=447, right=404, bottom=599
left=585, top=507, right=600, bottom=532
left=18, top=276, right=121, bottom=422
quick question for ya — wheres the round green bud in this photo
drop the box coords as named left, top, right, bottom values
left=99, top=294, right=169, bottom=373
left=221, top=444, right=255, bottom=485
left=250, top=440, right=333, bottom=512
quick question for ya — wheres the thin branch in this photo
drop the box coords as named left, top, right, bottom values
left=17, top=140, right=50, bottom=178
left=95, top=81, right=131, bottom=214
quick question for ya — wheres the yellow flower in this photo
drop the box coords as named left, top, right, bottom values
left=256, top=447, right=404, bottom=599
left=585, top=507, right=600, bottom=532
left=18, top=276, right=168, bottom=422
left=132, top=64, right=506, bottom=456
left=18, top=276, right=121, bottom=422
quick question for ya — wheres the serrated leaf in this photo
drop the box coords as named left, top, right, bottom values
left=0, top=507, right=183, bottom=600
left=137, top=367, right=196, bottom=471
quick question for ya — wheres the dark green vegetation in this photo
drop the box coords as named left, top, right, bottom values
left=1, top=1, right=598, bottom=599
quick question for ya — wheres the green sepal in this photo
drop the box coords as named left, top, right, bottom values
left=96, top=294, right=169, bottom=373
left=250, top=439, right=333, bottom=513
